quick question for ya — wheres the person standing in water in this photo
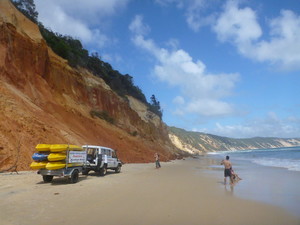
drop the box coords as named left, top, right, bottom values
left=154, top=153, right=161, bottom=168
left=221, top=156, right=233, bottom=184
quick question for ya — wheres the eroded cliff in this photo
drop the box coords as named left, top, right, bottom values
left=0, top=0, right=182, bottom=171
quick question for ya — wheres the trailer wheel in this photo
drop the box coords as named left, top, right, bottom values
left=43, top=175, right=53, bottom=183
left=69, top=170, right=79, bottom=183
left=99, top=165, right=107, bottom=176
left=115, top=164, right=121, bottom=173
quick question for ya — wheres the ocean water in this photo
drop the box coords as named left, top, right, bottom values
left=213, top=146, right=300, bottom=172
left=205, top=146, right=300, bottom=218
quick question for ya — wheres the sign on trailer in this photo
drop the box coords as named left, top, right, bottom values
left=68, top=151, right=87, bottom=163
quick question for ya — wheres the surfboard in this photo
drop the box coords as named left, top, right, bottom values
left=30, top=161, right=47, bottom=170
left=35, top=144, right=51, bottom=152
left=49, top=144, right=83, bottom=152
left=47, top=153, right=66, bottom=162
left=32, top=152, right=49, bottom=162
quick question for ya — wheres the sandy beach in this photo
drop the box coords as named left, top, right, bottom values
left=0, top=157, right=299, bottom=225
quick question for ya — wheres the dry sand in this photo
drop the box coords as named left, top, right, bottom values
left=0, top=158, right=299, bottom=225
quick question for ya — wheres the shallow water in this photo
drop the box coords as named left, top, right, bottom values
left=203, top=148, right=300, bottom=218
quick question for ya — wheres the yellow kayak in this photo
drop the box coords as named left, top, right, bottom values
left=30, top=161, right=47, bottom=170
left=35, top=144, right=51, bottom=152
left=46, top=161, right=66, bottom=170
left=47, top=153, right=67, bottom=161
left=45, top=161, right=84, bottom=170
left=50, top=144, right=83, bottom=152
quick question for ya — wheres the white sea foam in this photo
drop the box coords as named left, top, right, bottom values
left=207, top=152, right=219, bottom=155
left=252, top=158, right=300, bottom=172
left=207, top=150, right=231, bottom=155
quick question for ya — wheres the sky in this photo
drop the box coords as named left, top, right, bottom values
left=34, top=0, right=300, bottom=138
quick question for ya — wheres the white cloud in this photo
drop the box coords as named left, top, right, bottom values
left=155, top=0, right=218, bottom=32
left=166, top=38, right=180, bottom=50
left=155, top=0, right=184, bottom=8
left=186, top=99, right=233, bottom=116
left=35, top=0, right=129, bottom=47
left=185, top=0, right=217, bottom=32
left=36, top=0, right=129, bottom=25
left=173, top=96, right=185, bottom=105
left=213, top=0, right=262, bottom=44
left=253, top=10, right=300, bottom=70
left=187, top=13, right=216, bottom=32
left=213, top=112, right=300, bottom=138
left=156, top=0, right=300, bottom=70
left=129, top=15, right=151, bottom=36
left=130, top=16, right=239, bottom=117
left=213, top=1, right=300, bottom=71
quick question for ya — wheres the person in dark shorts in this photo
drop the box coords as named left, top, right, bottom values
left=221, top=156, right=234, bottom=184
left=154, top=153, right=161, bottom=168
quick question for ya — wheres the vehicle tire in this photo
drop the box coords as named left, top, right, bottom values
left=43, top=175, right=53, bottom=183
left=99, top=165, right=107, bottom=176
left=115, top=164, right=121, bottom=173
left=69, top=170, right=79, bottom=183
left=82, top=168, right=90, bottom=175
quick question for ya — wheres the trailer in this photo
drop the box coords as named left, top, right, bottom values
left=31, top=144, right=122, bottom=184
left=34, top=146, right=87, bottom=184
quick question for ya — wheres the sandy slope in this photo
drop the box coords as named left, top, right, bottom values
left=0, top=158, right=298, bottom=225
left=0, top=0, right=183, bottom=172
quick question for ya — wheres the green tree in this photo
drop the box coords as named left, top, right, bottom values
left=149, top=95, right=163, bottom=119
left=12, top=0, right=38, bottom=23
left=12, top=0, right=162, bottom=119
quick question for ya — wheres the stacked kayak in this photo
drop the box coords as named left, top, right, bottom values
left=30, top=144, right=51, bottom=169
left=30, top=144, right=84, bottom=170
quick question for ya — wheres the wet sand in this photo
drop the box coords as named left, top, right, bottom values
left=205, top=153, right=300, bottom=218
left=0, top=158, right=299, bottom=225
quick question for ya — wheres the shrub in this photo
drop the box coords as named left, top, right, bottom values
left=90, top=110, right=114, bottom=124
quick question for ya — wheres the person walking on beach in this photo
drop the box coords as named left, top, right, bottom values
left=154, top=153, right=161, bottom=168
left=221, top=156, right=233, bottom=184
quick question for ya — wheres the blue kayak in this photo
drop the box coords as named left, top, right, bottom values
left=32, top=152, right=49, bottom=162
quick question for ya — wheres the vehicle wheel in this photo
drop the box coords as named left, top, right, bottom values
left=82, top=168, right=90, bottom=175
left=69, top=170, right=79, bottom=183
left=99, top=166, right=107, bottom=176
left=115, top=164, right=121, bottom=173
left=43, top=175, right=53, bottom=183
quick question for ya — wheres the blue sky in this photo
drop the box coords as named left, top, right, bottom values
left=35, top=0, right=300, bottom=138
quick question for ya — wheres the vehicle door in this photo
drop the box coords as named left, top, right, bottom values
left=111, top=150, right=118, bottom=167
left=86, top=147, right=97, bottom=165
left=106, top=149, right=114, bottom=168
left=101, top=148, right=107, bottom=164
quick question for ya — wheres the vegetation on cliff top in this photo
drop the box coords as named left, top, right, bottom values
left=11, top=0, right=163, bottom=119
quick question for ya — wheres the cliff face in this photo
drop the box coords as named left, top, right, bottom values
left=168, top=127, right=300, bottom=154
left=0, top=0, right=181, bottom=171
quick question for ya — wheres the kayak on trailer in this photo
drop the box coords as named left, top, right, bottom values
left=30, top=161, right=47, bottom=170
left=50, top=144, right=83, bottom=152
left=45, top=161, right=84, bottom=170
left=47, top=153, right=66, bottom=161
left=32, top=152, right=49, bottom=161
left=46, top=161, right=66, bottom=170
left=35, top=144, right=51, bottom=152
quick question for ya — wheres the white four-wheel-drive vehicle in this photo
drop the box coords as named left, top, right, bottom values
left=82, top=145, right=122, bottom=176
